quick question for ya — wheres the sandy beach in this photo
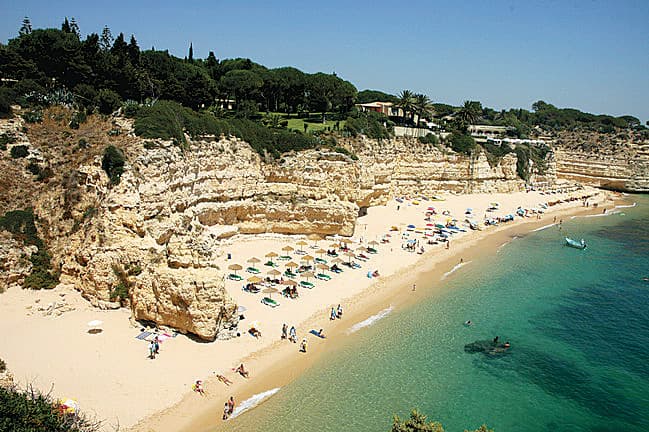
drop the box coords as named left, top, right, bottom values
left=0, top=186, right=620, bottom=431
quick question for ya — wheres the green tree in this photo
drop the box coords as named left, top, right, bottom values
left=455, top=100, right=482, bottom=131
left=449, top=133, right=476, bottom=155
left=188, top=42, right=193, bottom=62
left=220, top=69, right=263, bottom=109
left=19, top=17, right=32, bottom=36
left=414, top=93, right=434, bottom=126
left=61, top=18, right=71, bottom=33
left=396, top=89, right=415, bottom=125
left=391, top=409, right=445, bottom=432
left=99, top=25, right=113, bottom=51
left=357, top=89, right=398, bottom=104
left=69, top=17, right=80, bottom=39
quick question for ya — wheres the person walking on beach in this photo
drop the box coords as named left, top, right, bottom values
left=154, top=335, right=160, bottom=355
left=149, top=340, right=156, bottom=359
left=330, top=307, right=337, bottom=320
left=300, top=338, right=308, bottom=353
left=223, top=402, right=230, bottom=420
left=281, top=323, right=288, bottom=340
left=227, top=396, right=235, bottom=415
left=289, top=326, right=297, bottom=343
left=412, top=283, right=416, bottom=291
left=337, top=304, right=343, bottom=319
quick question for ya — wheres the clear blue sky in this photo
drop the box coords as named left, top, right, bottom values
left=2, top=0, right=648, bottom=122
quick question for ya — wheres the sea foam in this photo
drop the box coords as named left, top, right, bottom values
left=229, top=387, right=281, bottom=419
left=441, top=261, right=470, bottom=280
left=532, top=223, right=555, bottom=232
left=348, top=306, right=393, bottom=333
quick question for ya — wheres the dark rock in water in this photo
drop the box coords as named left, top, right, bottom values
left=464, top=339, right=511, bottom=356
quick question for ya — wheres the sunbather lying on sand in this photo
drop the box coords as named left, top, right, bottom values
left=216, top=374, right=233, bottom=385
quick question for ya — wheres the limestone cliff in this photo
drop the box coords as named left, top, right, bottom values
left=0, top=109, right=536, bottom=340
left=552, top=130, right=649, bottom=192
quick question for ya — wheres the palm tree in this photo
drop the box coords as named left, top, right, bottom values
left=395, top=90, right=415, bottom=125
left=413, top=93, right=434, bottom=127
left=455, top=100, right=482, bottom=132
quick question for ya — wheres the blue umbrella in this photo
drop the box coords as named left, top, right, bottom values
left=407, top=224, right=416, bottom=229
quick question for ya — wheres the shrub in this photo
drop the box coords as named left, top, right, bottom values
left=27, top=162, right=41, bottom=175
left=448, top=133, right=476, bottom=155
left=122, top=100, right=140, bottom=118
left=0, top=209, right=58, bottom=290
left=344, top=111, right=391, bottom=139
left=77, top=138, right=89, bottom=149
left=0, top=87, right=14, bottom=117
left=22, top=110, right=43, bottom=123
left=0, top=384, right=101, bottom=432
left=418, top=133, right=439, bottom=145
left=69, top=111, right=87, bottom=129
left=10, top=145, right=29, bottom=159
left=102, top=145, right=125, bottom=185
left=0, top=358, right=5, bottom=373
left=0, top=132, right=17, bottom=151
left=73, top=83, right=98, bottom=111
left=95, top=89, right=122, bottom=115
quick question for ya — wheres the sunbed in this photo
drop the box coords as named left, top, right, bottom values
left=314, top=257, right=328, bottom=265
left=261, top=297, right=279, bottom=307
left=246, top=267, right=260, bottom=274
left=315, top=273, right=331, bottom=281
left=228, top=273, right=243, bottom=281
left=299, top=281, right=315, bottom=289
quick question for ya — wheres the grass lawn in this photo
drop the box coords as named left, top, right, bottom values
left=264, top=112, right=345, bottom=133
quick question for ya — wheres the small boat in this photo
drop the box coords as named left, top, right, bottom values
left=565, top=237, right=587, bottom=250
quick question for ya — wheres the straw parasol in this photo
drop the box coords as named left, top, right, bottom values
left=262, top=287, right=279, bottom=298
left=329, top=242, right=340, bottom=249
left=316, top=263, right=329, bottom=272
left=308, top=233, right=321, bottom=248
left=340, top=238, right=352, bottom=244
left=331, top=257, right=343, bottom=264
left=315, top=248, right=327, bottom=256
left=282, top=245, right=294, bottom=253
left=300, top=271, right=314, bottom=280
left=247, top=275, right=262, bottom=283
left=267, top=268, right=281, bottom=276
left=265, top=251, right=278, bottom=265
left=368, top=240, right=378, bottom=246
left=296, top=240, right=308, bottom=252
left=285, top=261, right=299, bottom=268
left=344, top=251, right=355, bottom=263
left=284, top=279, right=298, bottom=286
left=228, top=263, right=243, bottom=274
left=301, top=255, right=314, bottom=262
left=247, top=257, right=260, bottom=264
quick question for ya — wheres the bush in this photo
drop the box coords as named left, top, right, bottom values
left=0, top=208, right=59, bottom=290
left=22, top=110, right=43, bottom=123
left=448, top=133, right=476, bottom=155
left=95, top=89, right=122, bottom=115
left=73, top=83, right=98, bottom=111
left=0, top=358, right=5, bottom=373
left=344, top=111, right=391, bottom=139
left=0, top=132, right=17, bottom=151
left=122, top=100, right=140, bottom=118
left=418, top=133, right=439, bottom=145
left=0, top=87, right=14, bottom=117
left=10, top=145, right=29, bottom=159
left=0, top=384, right=101, bottom=432
left=69, top=111, right=87, bottom=129
left=102, top=145, right=125, bottom=185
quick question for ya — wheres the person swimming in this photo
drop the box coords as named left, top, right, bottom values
left=504, top=342, right=511, bottom=348
left=493, top=336, right=499, bottom=343
left=464, top=320, right=472, bottom=326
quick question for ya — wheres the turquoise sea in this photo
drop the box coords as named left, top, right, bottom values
left=226, top=196, right=649, bottom=432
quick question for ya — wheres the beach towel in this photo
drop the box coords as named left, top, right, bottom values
left=135, top=331, right=152, bottom=340
left=309, top=329, right=326, bottom=338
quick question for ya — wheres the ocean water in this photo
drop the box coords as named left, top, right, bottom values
left=224, top=196, right=649, bottom=432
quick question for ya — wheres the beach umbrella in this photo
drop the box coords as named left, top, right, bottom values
left=300, top=271, right=314, bottom=280
left=316, top=263, right=329, bottom=273
left=284, top=279, right=298, bottom=286
left=368, top=240, right=379, bottom=246
left=329, top=242, right=340, bottom=249
left=331, top=257, right=343, bottom=264
left=407, top=224, right=416, bottom=229
left=237, top=305, right=247, bottom=314
left=296, top=240, right=308, bottom=252
left=344, top=251, right=355, bottom=263
left=308, top=233, right=321, bottom=248
left=282, top=245, right=294, bottom=253
left=315, top=248, right=327, bottom=256
left=301, top=255, right=314, bottom=262
left=247, top=275, right=262, bottom=284
left=262, top=287, right=279, bottom=298
left=247, top=257, right=260, bottom=264
left=58, top=398, right=79, bottom=414
left=87, top=320, right=103, bottom=334
left=285, top=261, right=299, bottom=268
left=267, top=268, right=281, bottom=276
left=340, top=238, right=353, bottom=244
left=265, top=251, right=278, bottom=265
left=228, top=263, right=243, bottom=274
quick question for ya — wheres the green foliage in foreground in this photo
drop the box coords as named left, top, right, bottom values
left=0, top=384, right=100, bottom=432
left=344, top=110, right=392, bottom=139
left=449, top=133, right=477, bottom=156
left=391, top=410, right=494, bottom=432
left=0, top=208, right=59, bottom=289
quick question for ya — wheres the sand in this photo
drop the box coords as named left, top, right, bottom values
left=0, top=186, right=619, bottom=431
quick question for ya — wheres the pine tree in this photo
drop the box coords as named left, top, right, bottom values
left=19, top=17, right=32, bottom=36
left=128, top=35, right=140, bottom=65
left=70, top=17, right=80, bottom=38
left=188, top=42, right=193, bottom=62
left=61, top=17, right=71, bottom=33
left=99, top=25, right=113, bottom=51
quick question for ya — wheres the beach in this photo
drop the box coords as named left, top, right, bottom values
left=0, top=187, right=617, bottom=431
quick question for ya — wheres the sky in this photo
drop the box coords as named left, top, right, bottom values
left=1, top=0, right=648, bottom=122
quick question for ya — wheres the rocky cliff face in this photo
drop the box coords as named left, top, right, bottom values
left=0, top=110, right=537, bottom=339
left=553, top=130, right=649, bottom=192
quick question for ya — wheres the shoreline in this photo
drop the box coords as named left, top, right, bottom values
left=127, top=189, right=621, bottom=432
